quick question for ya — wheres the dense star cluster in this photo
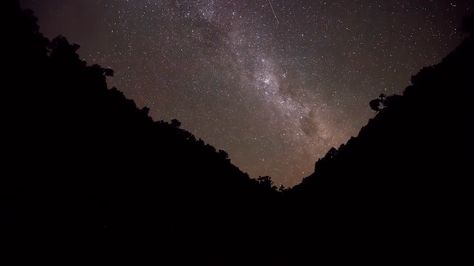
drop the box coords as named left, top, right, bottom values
left=21, top=0, right=472, bottom=186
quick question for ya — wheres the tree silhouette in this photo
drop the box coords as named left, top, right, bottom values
left=369, top=93, right=387, bottom=111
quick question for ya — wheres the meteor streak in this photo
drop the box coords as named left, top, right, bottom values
left=267, top=0, right=279, bottom=24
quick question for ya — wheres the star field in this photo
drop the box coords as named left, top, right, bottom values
left=21, top=0, right=472, bottom=186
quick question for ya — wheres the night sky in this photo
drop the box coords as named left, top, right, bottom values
left=21, top=0, right=472, bottom=186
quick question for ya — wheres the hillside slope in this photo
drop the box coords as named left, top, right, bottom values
left=1, top=1, right=280, bottom=264
left=286, top=13, right=473, bottom=263
left=293, top=17, right=473, bottom=200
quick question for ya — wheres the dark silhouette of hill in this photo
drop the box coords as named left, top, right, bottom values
left=287, top=10, right=473, bottom=263
left=1, top=1, right=281, bottom=264
left=1, top=0, right=472, bottom=264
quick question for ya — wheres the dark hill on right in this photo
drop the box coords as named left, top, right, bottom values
left=284, top=15, right=473, bottom=263
left=294, top=23, right=473, bottom=199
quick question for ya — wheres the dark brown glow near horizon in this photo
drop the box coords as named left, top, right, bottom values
left=21, top=0, right=472, bottom=186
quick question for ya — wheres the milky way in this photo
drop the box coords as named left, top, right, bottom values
left=21, top=0, right=472, bottom=186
